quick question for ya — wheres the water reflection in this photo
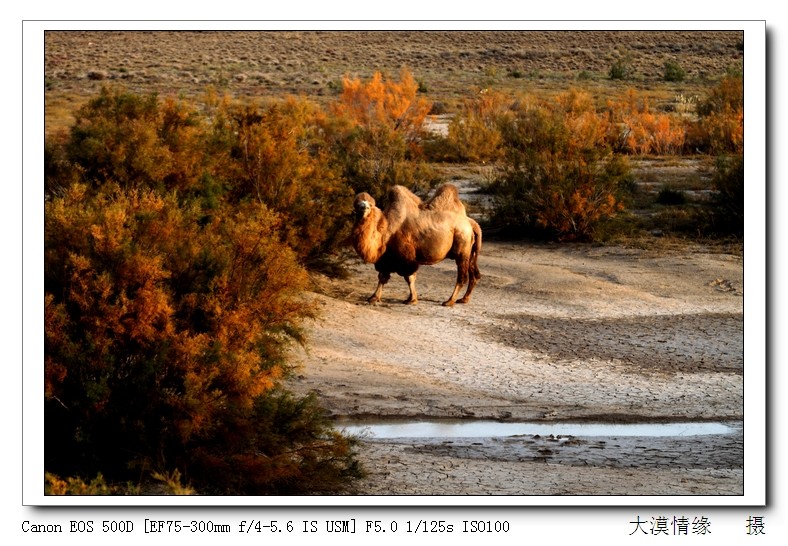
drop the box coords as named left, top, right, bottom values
left=338, top=420, right=737, bottom=439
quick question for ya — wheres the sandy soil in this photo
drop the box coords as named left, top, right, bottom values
left=288, top=234, right=743, bottom=496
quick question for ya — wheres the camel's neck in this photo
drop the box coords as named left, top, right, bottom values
left=352, top=208, right=389, bottom=264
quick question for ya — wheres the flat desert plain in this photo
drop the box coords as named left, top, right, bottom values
left=289, top=234, right=743, bottom=496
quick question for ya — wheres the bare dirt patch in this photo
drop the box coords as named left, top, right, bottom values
left=288, top=239, right=743, bottom=496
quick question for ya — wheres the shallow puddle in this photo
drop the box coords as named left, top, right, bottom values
left=337, top=420, right=737, bottom=439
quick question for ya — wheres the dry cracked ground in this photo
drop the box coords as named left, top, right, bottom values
left=288, top=237, right=744, bottom=497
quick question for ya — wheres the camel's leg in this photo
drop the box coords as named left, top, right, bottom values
left=368, top=271, right=390, bottom=303
left=457, top=262, right=480, bottom=304
left=458, top=222, right=482, bottom=304
left=403, top=274, right=418, bottom=304
left=457, top=274, right=478, bottom=304
left=443, top=287, right=461, bottom=307
left=443, top=257, right=470, bottom=307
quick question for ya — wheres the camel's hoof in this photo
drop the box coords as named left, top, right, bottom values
left=403, top=299, right=418, bottom=305
left=367, top=297, right=381, bottom=305
left=442, top=300, right=456, bottom=307
left=457, top=297, right=470, bottom=304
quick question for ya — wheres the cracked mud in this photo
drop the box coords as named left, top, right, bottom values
left=288, top=241, right=744, bottom=496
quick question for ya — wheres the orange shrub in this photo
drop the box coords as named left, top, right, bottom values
left=491, top=97, right=629, bottom=241
left=445, top=89, right=512, bottom=162
left=557, top=89, right=611, bottom=152
left=65, top=87, right=208, bottom=192
left=693, top=81, right=743, bottom=154
left=336, top=68, right=431, bottom=142
left=606, top=90, right=687, bottom=155
left=213, top=96, right=354, bottom=265
left=44, top=183, right=358, bottom=493
left=328, top=69, right=434, bottom=197
left=57, top=88, right=356, bottom=269
left=536, top=178, right=624, bottom=239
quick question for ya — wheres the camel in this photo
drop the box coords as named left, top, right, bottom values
left=351, top=184, right=482, bottom=306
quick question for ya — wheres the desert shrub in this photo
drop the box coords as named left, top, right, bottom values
left=45, top=470, right=195, bottom=495
left=65, top=87, right=208, bottom=193
left=556, top=88, right=612, bottom=151
left=443, top=89, right=512, bottom=163
left=45, top=133, right=80, bottom=198
left=697, top=72, right=743, bottom=117
left=691, top=74, right=744, bottom=154
left=609, top=61, right=627, bottom=80
left=190, top=389, right=362, bottom=495
left=210, top=96, right=355, bottom=266
left=663, top=60, right=686, bottom=82
left=634, top=112, right=687, bottom=155
left=45, top=472, right=145, bottom=495
left=488, top=98, right=628, bottom=241
left=327, top=69, right=433, bottom=199
left=44, top=184, right=359, bottom=494
left=428, top=101, right=448, bottom=115
left=606, top=90, right=687, bottom=155
left=608, top=53, right=633, bottom=80
left=651, top=205, right=711, bottom=235
left=708, top=153, right=744, bottom=236
left=59, top=88, right=355, bottom=269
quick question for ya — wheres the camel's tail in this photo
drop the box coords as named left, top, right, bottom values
left=469, top=218, right=482, bottom=281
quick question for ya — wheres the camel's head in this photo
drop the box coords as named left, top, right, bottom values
left=353, top=192, right=376, bottom=221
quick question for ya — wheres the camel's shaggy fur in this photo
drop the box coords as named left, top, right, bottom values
left=352, top=184, right=481, bottom=306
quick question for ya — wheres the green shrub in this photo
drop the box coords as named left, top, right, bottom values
left=663, top=60, right=686, bottom=82
left=65, top=87, right=202, bottom=191
left=651, top=205, right=710, bottom=235
left=609, top=57, right=632, bottom=80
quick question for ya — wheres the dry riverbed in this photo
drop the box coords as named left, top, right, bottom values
left=288, top=239, right=744, bottom=497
